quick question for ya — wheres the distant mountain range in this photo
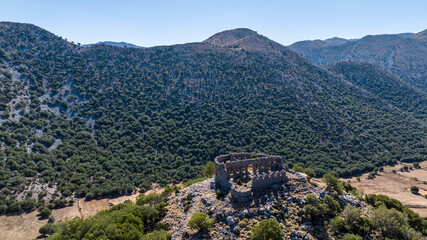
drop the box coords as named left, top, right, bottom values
left=289, top=30, right=427, bottom=92
left=82, top=41, right=144, bottom=48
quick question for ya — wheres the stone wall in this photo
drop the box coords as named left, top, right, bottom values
left=252, top=170, right=288, bottom=191
left=230, top=184, right=253, bottom=202
left=215, top=153, right=288, bottom=202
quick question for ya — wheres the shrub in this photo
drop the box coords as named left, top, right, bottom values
left=372, top=206, right=423, bottom=240
left=304, top=204, right=321, bottom=222
left=183, top=177, right=205, bottom=187
left=188, top=212, right=214, bottom=232
left=136, top=192, right=162, bottom=206
left=48, top=215, right=55, bottom=223
left=356, top=217, right=374, bottom=236
left=323, top=195, right=341, bottom=216
left=40, top=207, right=52, bottom=219
left=305, top=194, right=319, bottom=205
left=250, top=218, right=283, bottom=240
left=342, top=233, right=362, bottom=240
left=292, top=165, right=304, bottom=173
left=201, top=162, right=215, bottom=178
left=39, top=223, right=56, bottom=236
left=141, top=230, right=171, bottom=240
left=329, top=216, right=346, bottom=232
left=322, top=173, right=343, bottom=195
left=304, top=168, right=316, bottom=178
left=367, top=172, right=376, bottom=179
left=342, top=204, right=361, bottom=226
left=239, top=218, right=249, bottom=228
left=410, top=186, right=419, bottom=194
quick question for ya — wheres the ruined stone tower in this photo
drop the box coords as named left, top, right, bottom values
left=214, top=153, right=288, bottom=202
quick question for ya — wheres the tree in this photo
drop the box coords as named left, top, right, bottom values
left=40, top=208, right=52, bottom=219
left=329, top=217, right=346, bottom=232
left=322, top=173, right=343, bottom=195
left=323, top=195, right=341, bottom=216
left=39, top=223, right=56, bottom=236
left=342, top=204, right=361, bottom=226
left=292, top=165, right=304, bottom=173
left=250, top=218, right=283, bottom=240
left=202, top=162, right=215, bottom=178
left=188, top=212, right=214, bottom=232
left=410, top=186, right=419, bottom=194
left=304, top=168, right=315, bottom=178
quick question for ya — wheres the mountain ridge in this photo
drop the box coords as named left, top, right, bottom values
left=0, top=22, right=425, bottom=218
left=289, top=29, right=427, bottom=92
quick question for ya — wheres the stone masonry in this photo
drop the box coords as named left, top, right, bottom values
left=214, top=153, right=288, bottom=202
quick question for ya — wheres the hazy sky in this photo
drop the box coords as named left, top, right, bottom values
left=1, top=0, right=426, bottom=47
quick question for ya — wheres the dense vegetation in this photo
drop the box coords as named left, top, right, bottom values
left=0, top=22, right=425, bottom=214
left=45, top=188, right=173, bottom=239
left=304, top=178, right=427, bottom=239
left=289, top=30, right=427, bottom=92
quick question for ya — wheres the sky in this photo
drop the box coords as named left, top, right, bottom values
left=1, top=0, right=426, bottom=47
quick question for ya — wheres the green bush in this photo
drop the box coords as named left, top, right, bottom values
left=141, top=230, right=171, bottom=240
left=40, top=207, right=52, bottom=219
left=292, top=165, right=304, bottom=173
left=342, top=233, right=362, bottom=240
left=239, top=218, right=249, bottom=228
left=322, top=173, right=343, bottom=195
left=342, top=204, right=361, bottom=226
left=188, top=212, right=214, bottom=232
left=329, top=216, right=346, bottom=232
left=39, top=223, right=56, bottom=236
left=304, top=168, right=316, bottom=178
left=410, top=186, right=419, bottom=194
left=372, top=206, right=423, bottom=240
left=251, top=218, right=283, bottom=240
left=323, top=195, right=341, bottom=216
left=136, top=192, right=162, bottom=206
left=202, top=162, right=215, bottom=178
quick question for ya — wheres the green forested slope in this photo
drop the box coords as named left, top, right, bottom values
left=0, top=22, right=425, bottom=214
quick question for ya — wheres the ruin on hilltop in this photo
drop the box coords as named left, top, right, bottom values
left=214, top=153, right=288, bottom=202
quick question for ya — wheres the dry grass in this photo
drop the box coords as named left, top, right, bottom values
left=0, top=186, right=164, bottom=240
left=342, top=162, right=427, bottom=218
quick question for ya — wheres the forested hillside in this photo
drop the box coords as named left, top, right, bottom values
left=0, top=22, right=425, bottom=214
left=289, top=30, right=427, bottom=92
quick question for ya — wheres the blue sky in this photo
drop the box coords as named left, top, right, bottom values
left=1, top=0, right=426, bottom=47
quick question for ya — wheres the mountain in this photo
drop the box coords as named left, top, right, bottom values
left=82, top=41, right=144, bottom=48
left=327, top=61, right=427, bottom=119
left=324, top=37, right=351, bottom=45
left=289, top=30, right=427, bottom=92
left=0, top=22, right=425, bottom=215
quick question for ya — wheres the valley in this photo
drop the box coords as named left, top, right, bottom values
left=0, top=21, right=426, bottom=239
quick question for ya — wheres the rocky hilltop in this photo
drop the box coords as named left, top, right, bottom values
left=163, top=171, right=360, bottom=239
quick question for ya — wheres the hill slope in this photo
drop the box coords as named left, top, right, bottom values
left=289, top=30, right=427, bottom=92
left=0, top=23, right=425, bottom=214
left=327, top=61, right=427, bottom=120
left=82, top=41, right=144, bottom=48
